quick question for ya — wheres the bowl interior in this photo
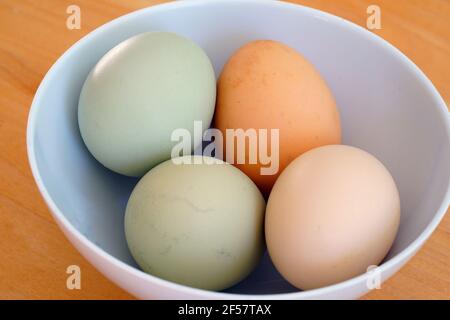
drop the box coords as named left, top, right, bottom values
left=29, top=0, right=450, bottom=295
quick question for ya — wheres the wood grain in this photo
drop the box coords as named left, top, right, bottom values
left=0, top=0, right=448, bottom=300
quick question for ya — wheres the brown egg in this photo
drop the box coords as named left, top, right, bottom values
left=265, top=145, right=401, bottom=290
left=214, top=40, right=341, bottom=195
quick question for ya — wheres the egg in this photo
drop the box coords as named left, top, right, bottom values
left=78, top=32, right=216, bottom=176
left=214, top=40, right=341, bottom=195
left=124, top=155, right=265, bottom=291
left=265, top=145, right=400, bottom=290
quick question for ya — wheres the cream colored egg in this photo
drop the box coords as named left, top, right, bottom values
left=265, top=145, right=400, bottom=290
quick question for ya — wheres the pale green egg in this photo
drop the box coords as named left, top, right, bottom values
left=78, top=32, right=216, bottom=176
left=124, top=156, right=266, bottom=291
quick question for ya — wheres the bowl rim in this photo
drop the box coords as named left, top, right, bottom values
left=26, top=0, right=450, bottom=299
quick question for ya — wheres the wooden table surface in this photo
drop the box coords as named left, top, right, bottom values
left=0, top=0, right=449, bottom=300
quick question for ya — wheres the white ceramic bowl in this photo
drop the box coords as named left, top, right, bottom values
left=27, top=0, right=450, bottom=299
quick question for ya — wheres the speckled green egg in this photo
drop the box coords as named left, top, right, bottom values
left=124, top=156, right=265, bottom=291
left=78, top=32, right=216, bottom=176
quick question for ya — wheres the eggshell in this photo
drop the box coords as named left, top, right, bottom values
left=124, top=156, right=265, bottom=291
left=78, top=32, right=216, bottom=176
left=214, top=40, right=341, bottom=195
left=265, top=145, right=401, bottom=290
